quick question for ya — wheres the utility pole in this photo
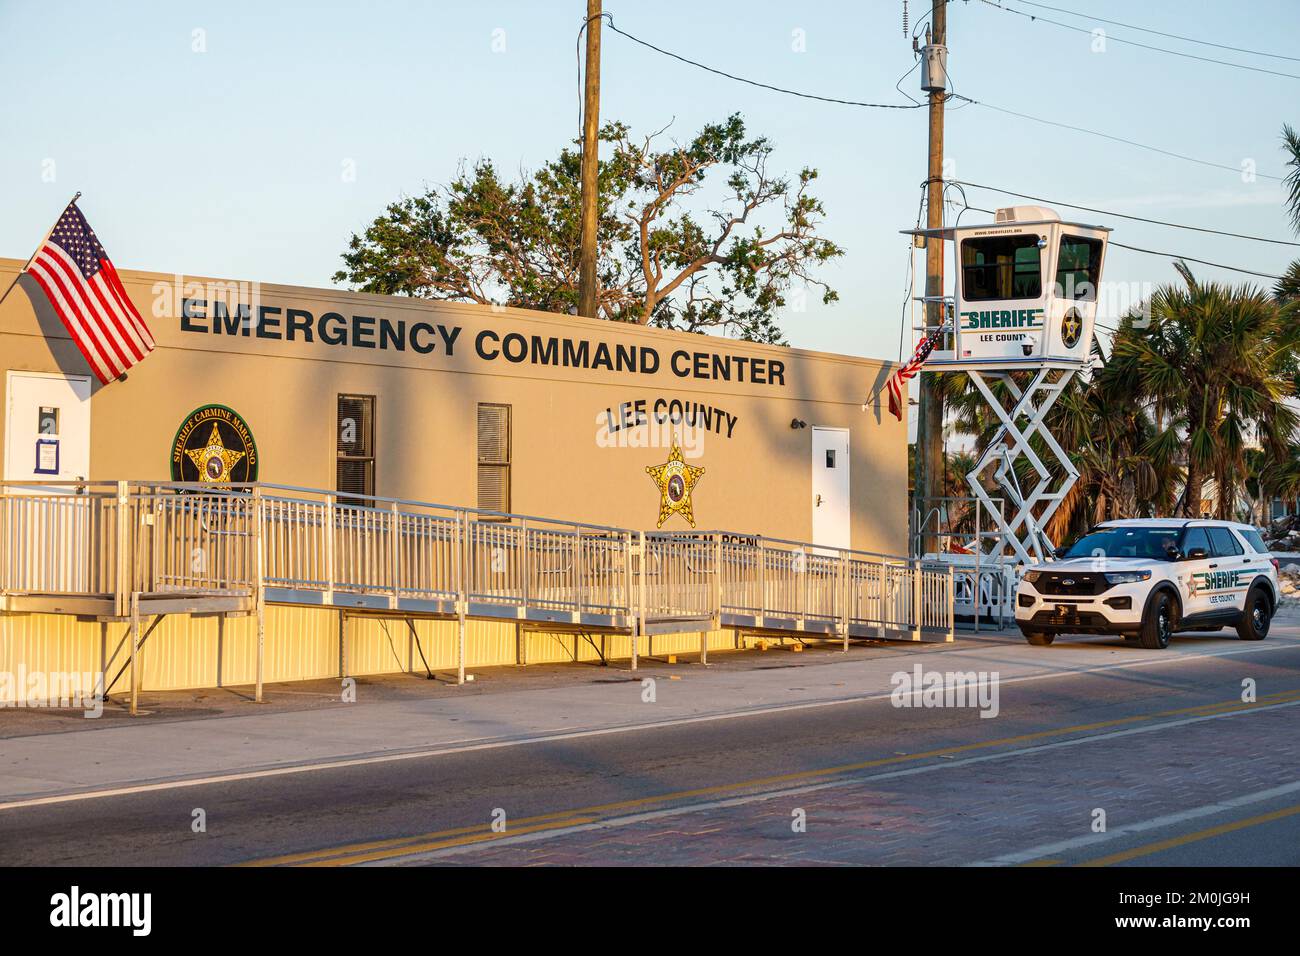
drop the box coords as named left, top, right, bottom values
left=915, top=0, right=947, bottom=546
left=578, top=0, right=602, bottom=319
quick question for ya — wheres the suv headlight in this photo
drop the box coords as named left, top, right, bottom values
left=1022, top=570, right=1042, bottom=583
left=1103, top=570, right=1151, bottom=585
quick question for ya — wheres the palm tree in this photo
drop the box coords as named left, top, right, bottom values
left=1108, top=264, right=1300, bottom=518
left=1246, top=443, right=1300, bottom=527
left=1042, top=351, right=1168, bottom=542
left=1274, top=259, right=1300, bottom=303
left=1282, top=123, right=1300, bottom=237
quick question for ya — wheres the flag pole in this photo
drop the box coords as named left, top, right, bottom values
left=0, top=191, right=82, bottom=308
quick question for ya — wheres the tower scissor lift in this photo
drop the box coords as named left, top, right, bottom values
left=904, top=205, right=1110, bottom=622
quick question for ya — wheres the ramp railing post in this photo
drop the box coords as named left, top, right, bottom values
left=948, top=564, right=956, bottom=641
left=799, top=545, right=807, bottom=624
left=129, top=590, right=140, bottom=717
left=114, top=480, right=130, bottom=618
left=878, top=558, right=887, bottom=637
left=632, top=531, right=645, bottom=672
left=520, top=518, right=530, bottom=612
left=621, top=531, right=633, bottom=663
left=253, top=486, right=266, bottom=703
left=840, top=552, right=850, bottom=652
left=574, top=526, right=585, bottom=621
left=912, top=558, right=923, bottom=642
left=388, top=500, right=401, bottom=610
left=704, top=535, right=722, bottom=665
left=456, top=511, right=468, bottom=685
left=324, top=493, right=335, bottom=604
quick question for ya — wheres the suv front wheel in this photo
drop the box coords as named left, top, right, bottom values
left=1139, top=590, right=1177, bottom=649
left=1236, top=586, right=1272, bottom=641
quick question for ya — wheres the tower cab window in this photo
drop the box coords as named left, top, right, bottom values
left=1055, top=235, right=1103, bottom=300
left=960, top=236, right=1042, bottom=301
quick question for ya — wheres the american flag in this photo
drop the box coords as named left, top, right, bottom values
left=24, top=202, right=154, bottom=383
left=885, top=322, right=947, bottom=421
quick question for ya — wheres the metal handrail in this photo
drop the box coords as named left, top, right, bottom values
left=0, top=480, right=954, bottom=644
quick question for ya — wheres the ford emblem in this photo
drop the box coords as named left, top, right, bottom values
left=1062, top=578, right=1075, bottom=586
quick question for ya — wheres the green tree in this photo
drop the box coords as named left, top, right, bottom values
left=333, top=114, right=842, bottom=343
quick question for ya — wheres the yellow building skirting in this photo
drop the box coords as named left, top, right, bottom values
left=0, top=608, right=764, bottom=702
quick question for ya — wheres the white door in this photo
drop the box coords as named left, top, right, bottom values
left=811, top=427, right=850, bottom=550
left=4, top=371, right=92, bottom=489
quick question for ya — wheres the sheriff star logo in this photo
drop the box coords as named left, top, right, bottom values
left=645, top=443, right=705, bottom=528
left=1061, top=308, right=1082, bottom=349
left=185, top=422, right=246, bottom=482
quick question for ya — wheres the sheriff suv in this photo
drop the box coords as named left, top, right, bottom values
left=1016, top=519, right=1280, bottom=649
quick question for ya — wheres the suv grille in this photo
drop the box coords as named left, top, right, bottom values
left=1029, top=572, right=1108, bottom=596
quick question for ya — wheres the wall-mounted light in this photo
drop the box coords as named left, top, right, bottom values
left=791, top=418, right=807, bottom=430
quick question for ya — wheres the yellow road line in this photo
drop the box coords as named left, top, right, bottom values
left=300, top=817, right=601, bottom=866
left=242, top=687, right=1300, bottom=867
left=1078, top=803, right=1300, bottom=867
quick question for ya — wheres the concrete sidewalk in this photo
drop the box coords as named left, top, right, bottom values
left=2, top=625, right=1295, bottom=806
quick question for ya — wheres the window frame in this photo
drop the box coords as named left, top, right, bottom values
left=960, top=235, right=1044, bottom=302
left=476, top=402, right=512, bottom=519
left=1207, top=526, right=1244, bottom=558
left=1054, top=234, right=1103, bottom=302
left=1179, top=527, right=1212, bottom=559
left=1239, top=528, right=1270, bottom=554
left=336, top=393, right=377, bottom=504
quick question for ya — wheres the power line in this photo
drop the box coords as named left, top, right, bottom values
left=976, top=1, right=1300, bottom=81
left=956, top=203, right=1284, bottom=281
left=598, top=15, right=1280, bottom=183
left=951, top=96, right=1282, bottom=182
left=951, top=180, right=1300, bottom=248
left=1108, top=241, right=1284, bottom=281
left=598, top=14, right=924, bottom=109
left=594, top=11, right=1296, bottom=274
left=1013, top=0, right=1300, bottom=64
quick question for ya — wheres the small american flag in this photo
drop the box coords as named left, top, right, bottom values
left=885, top=322, right=947, bottom=421
left=24, top=201, right=154, bottom=383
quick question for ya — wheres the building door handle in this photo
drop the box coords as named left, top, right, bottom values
left=815, top=494, right=823, bottom=507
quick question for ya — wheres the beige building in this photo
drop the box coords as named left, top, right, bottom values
left=0, top=258, right=909, bottom=697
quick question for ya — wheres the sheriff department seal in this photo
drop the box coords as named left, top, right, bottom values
left=170, top=404, right=259, bottom=484
left=645, top=443, right=705, bottom=528
left=1061, top=308, right=1083, bottom=349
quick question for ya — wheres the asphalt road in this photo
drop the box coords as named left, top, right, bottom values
left=1, top=628, right=1298, bottom=866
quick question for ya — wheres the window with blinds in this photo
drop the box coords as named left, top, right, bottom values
left=337, top=394, right=375, bottom=503
left=477, top=403, right=511, bottom=516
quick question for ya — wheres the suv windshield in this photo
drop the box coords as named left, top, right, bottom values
left=1061, top=526, right=1180, bottom=560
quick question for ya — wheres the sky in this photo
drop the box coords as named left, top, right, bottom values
left=3, top=0, right=1298, bottom=372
